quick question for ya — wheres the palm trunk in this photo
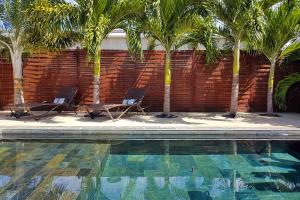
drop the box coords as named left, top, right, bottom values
left=11, top=48, right=24, bottom=105
left=163, top=51, right=171, bottom=113
left=229, top=40, right=240, bottom=117
left=93, top=52, right=101, bottom=105
left=267, top=59, right=276, bottom=115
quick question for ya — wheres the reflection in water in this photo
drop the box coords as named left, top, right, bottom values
left=0, top=140, right=299, bottom=199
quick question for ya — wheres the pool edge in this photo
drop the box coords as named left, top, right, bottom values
left=1, top=128, right=300, bottom=140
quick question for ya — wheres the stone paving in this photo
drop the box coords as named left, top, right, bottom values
left=0, top=112, right=299, bottom=140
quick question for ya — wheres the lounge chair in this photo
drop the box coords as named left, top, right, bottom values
left=86, top=88, right=147, bottom=120
left=10, top=86, right=79, bottom=120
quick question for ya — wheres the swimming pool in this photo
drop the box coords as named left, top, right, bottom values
left=0, top=140, right=300, bottom=200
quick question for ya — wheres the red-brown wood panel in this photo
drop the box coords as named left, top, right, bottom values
left=0, top=50, right=299, bottom=112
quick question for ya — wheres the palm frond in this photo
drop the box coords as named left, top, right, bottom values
left=122, top=20, right=143, bottom=60
left=281, top=48, right=300, bottom=66
left=25, top=0, right=80, bottom=52
left=140, top=0, right=201, bottom=52
left=81, top=0, right=144, bottom=62
left=176, top=15, right=220, bottom=64
left=204, top=0, right=276, bottom=50
left=279, top=40, right=300, bottom=60
left=275, top=73, right=300, bottom=110
left=147, top=36, right=157, bottom=50
left=255, top=0, right=300, bottom=62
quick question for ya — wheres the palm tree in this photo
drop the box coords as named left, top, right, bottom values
left=32, top=0, right=144, bottom=105
left=78, top=0, right=144, bottom=104
left=134, top=0, right=217, bottom=116
left=255, top=0, right=300, bottom=115
left=204, top=0, right=272, bottom=117
left=0, top=0, right=76, bottom=106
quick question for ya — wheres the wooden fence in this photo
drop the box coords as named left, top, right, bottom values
left=0, top=50, right=298, bottom=112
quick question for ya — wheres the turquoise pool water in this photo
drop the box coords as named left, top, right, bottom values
left=0, top=140, right=300, bottom=200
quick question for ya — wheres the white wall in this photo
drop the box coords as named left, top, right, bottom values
left=70, top=32, right=227, bottom=50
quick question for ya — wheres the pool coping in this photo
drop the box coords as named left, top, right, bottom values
left=1, top=128, right=300, bottom=140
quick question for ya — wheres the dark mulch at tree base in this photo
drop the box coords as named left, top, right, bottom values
left=155, top=113, right=178, bottom=118
left=259, top=113, right=281, bottom=117
left=222, top=113, right=239, bottom=119
left=84, top=112, right=105, bottom=119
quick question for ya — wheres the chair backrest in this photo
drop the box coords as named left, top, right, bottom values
left=124, top=88, right=146, bottom=104
left=55, top=87, right=79, bottom=104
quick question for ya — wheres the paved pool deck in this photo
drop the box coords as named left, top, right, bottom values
left=0, top=112, right=299, bottom=140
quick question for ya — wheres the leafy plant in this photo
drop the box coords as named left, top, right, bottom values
left=275, top=73, right=300, bottom=110
left=0, top=0, right=77, bottom=105
left=32, top=0, right=145, bottom=105
left=131, top=0, right=218, bottom=114
left=204, top=0, right=276, bottom=117
left=255, top=0, right=300, bottom=115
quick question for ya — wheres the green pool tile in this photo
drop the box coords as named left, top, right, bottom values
left=121, top=178, right=146, bottom=200
left=102, top=166, right=127, bottom=177
left=188, top=190, right=212, bottom=200
left=243, top=154, right=265, bottom=168
left=271, top=153, right=300, bottom=163
left=127, top=155, right=145, bottom=162
left=144, top=155, right=163, bottom=170
left=209, top=155, right=233, bottom=171
left=279, top=192, right=300, bottom=200
left=0, top=146, right=10, bottom=154
left=192, top=155, right=223, bottom=179
left=255, top=191, right=285, bottom=200
left=0, top=141, right=300, bottom=200
left=169, top=155, right=196, bottom=176
left=226, top=154, right=253, bottom=172
left=144, top=169, right=165, bottom=177
left=258, top=156, right=280, bottom=164
left=58, top=162, right=70, bottom=169
left=107, top=155, right=128, bottom=168
left=126, top=161, right=145, bottom=177
left=232, top=190, right=259, bottom=200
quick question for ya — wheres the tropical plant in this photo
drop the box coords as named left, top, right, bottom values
left=79, top=0, right=145, bottom=104
left=255, top=0, right=300, bottom=115
left=275, top=73, right=300, bottom=111
left=32, top=0, right=144, bottom=105
left=175, top=15, right=220, bottom=64
left=0, top=0, right=77, bottom=105
left=131, top=0, right=218, bottom=115
left=281, top=48, right=300, bottom=66
left=204, top=0, right=275, bottom=117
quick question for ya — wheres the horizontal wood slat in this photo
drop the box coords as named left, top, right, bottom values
left=0, top=50, right=299, bottom=112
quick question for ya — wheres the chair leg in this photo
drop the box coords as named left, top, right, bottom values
left=105, top=108, right=115, bottom=120
left=31, top=105, right=60, bottom=120
left=117, top=106, right=133, bottom=120
left=137, top=105, right=146, bottom=115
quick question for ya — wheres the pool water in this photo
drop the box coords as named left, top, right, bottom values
left=0, top=140, right=300, bottom=200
